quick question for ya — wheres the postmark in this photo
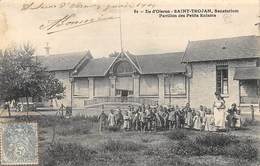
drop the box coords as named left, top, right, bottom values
left=0, top=123, right=38, bottom=165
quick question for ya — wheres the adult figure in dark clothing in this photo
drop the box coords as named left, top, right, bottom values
left=98, top=110, right=108, bottom=133
left=115, top=109, right=124, bottom=129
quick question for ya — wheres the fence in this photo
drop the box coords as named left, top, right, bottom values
left=84, top=97, right=157, bottom=107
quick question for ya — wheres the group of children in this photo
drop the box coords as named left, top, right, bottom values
left=97, top=102, right=242, bottom=132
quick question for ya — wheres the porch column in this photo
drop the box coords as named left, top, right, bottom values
left=133, top=75, right=140, bottom=97
left=158, top=74, right=166, bottom=105
left=88, top=77, right=94, bottom=99
left=109, top=76, right=116, bottom=97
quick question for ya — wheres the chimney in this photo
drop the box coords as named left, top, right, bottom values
left=44, top=42, right=50, bottom=55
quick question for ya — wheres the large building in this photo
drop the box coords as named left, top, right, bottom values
left=39, top=51, right=92, bottom=107
left=40, top=35, right=260, bottom=110
left=72, top=51, right=188, bottom=108
left=183, top=35, right=260, bottom=109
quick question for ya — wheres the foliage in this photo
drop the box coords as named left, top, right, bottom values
left=108, top=51, right=120, bottom=58
left=99, top=139, right=146, bottom=152
left=224, top=142, right=258, bottom=160
left=15, top=115, right=96, bottom=135
left=174, top=133, right=257, bottom=160
left=0, top=44, right=65, bottom=111
left=242, top=118, right=258, bottom=127
left=43, top=142, right=96, bottom=166
left=144, top=155, right=205, bottom=166
left=35, top=115, right=258, bottom=165
left=166, top=129, right=188, bottom=140
left=195, top=133, right=239, bottom=147
left=56, top=119, right=93, bottom=136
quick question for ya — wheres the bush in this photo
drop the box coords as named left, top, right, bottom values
left=72, top=115, right=99, bottom=123
left=166, top=129, right=187, bottom=140
left=15, top=115, right=98, bottom=128
left=43, top=142, right=97, bottom=166
left=174, top=133, right=258, bottom=160
left=242, top=118, right=258, bottom=127
left=56, top=120, right=91, bottom=136
left=145, top=155, right=205, bottom=166
left=108, top=126, right=121, bottom=132
left=92, top=152, right=136, bottom=166
left=174, top=140, right=207, bottom=156
left=224, top=143, right=258, bottom=160
left=195, top=133, right=239, bottom=147
left=143, top=146, right=163, bottom=156
left=141, top=137, right=154, bottom=143
left=99, top=139, right=146, bottom=152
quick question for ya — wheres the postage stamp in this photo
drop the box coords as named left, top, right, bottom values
left=0, top=123, right=38, bottom=165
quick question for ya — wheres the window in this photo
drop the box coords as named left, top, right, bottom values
left=216, top=65, right=228, bottom=94
left=73, top=79, right=89, bottom=96
left=113, top=61, right=133, bottom=74
left=164, top=74, right=186, bottom=95
left=115, top=90, right=133, bottom=96
left=239, top=80, right=258, bottom=104
left=94, top=78, right=110, bottom=97
left=140, top=75, right=159, bottom=96
left=115, top=77, right=133, bottom=91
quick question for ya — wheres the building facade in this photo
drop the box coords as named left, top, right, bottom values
left=39, top=51, right=92, bottom=107
left=40, top=35, right=260, bottom=110
left=72, top=52, right=188, bottom=108
left=183, top=35, right=260, bottom=110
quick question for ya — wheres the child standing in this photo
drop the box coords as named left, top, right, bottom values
left=183, top=103, right=193, bottom=128
left=98, top=110, right=107, bottom=133
left=115, top=109, right=124, bottom=129
left=133, top=110, right=140, bottom=131
left=204, top=109, right=216, bottom=132
left=168, top=107, right=176, bottom=129
left=139, top=110, right=147, bottom=132
left=193, top=111, right=202, bottom=130
left=123, top=111, right=131, bottom=131
left=108, top=110, right=116, bottom=128
left=234, top=109, right=241, bottom=129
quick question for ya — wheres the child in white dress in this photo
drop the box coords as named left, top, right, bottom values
left=193, top=111, right=202, bottom=130
left=204, top=109, right=216, bottom=132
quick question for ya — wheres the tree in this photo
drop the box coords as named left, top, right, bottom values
left=108, top=51, right=120, bottom=58
left=0, top=43, right=65, bottom=118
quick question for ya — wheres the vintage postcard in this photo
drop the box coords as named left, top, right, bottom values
left=0, top=0, right=259, bottom=166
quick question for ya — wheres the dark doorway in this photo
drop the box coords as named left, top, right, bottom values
left=121, top=90, right=128, bottom=102
left=121, top=90, right=128, bottom=97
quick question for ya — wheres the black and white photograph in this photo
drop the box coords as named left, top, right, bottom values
left=0, top=0, right=259, bottom=165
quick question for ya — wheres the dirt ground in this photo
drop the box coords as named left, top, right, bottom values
left=1, top=108, right=260, bottom=166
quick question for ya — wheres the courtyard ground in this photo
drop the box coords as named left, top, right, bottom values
left=1, top=108, right=260, bottom=166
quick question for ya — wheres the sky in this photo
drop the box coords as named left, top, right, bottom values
left=0, top=0, right=259, bottom=58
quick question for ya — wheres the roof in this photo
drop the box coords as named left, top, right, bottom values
left=234, top=67, right=260, bottom=80
left=75, top=57, right=116, bottom=77
left=75, top=52, right=185, bottom=77
left=182, top=35, right=260, bottom=62
left=38, top=51, right=91, bottom=71
left=135, top=52, right=185, bottom=74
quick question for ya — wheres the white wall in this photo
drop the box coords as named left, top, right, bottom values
left=189, top=59, right=257, bottom=109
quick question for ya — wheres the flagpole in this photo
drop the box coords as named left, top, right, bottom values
left=119, top=0, right=123, bottom=52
